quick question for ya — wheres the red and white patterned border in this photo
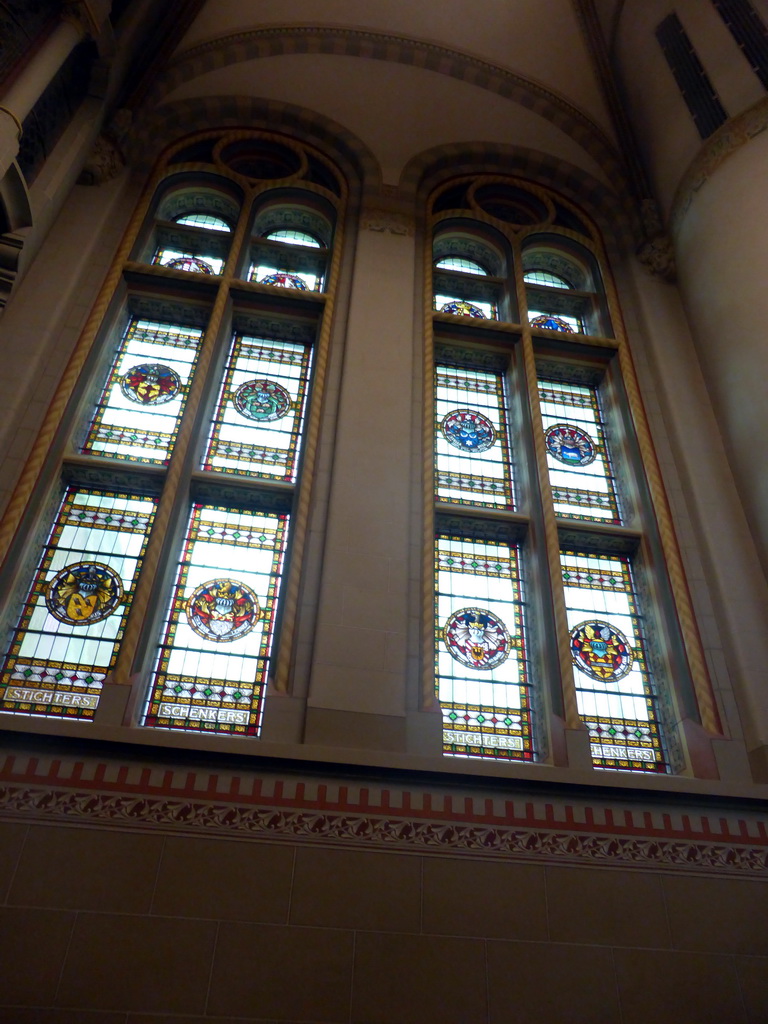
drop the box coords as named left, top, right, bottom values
left=0, top=752, right=766, bottom=875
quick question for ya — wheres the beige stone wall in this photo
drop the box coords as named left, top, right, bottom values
left=0, top=817, right=766, bottom=1022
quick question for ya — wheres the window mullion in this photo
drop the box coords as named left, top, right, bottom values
left=110, top=193, right=256, bottom=690
left=512, top=236, right=582, bottom=734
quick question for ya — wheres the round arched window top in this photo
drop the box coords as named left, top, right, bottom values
left=253, top=199, right=334, bottom=248
left=157, top=186, right=240, bottom=231
left=174, top=213, right=231, bottom=233
left=265, top=229, right=322, bottom=248
left=524, top=269, right=571, bottom=290
left=435, top=256, right=488, bottom=276
left=522, top=243, right=593, bottom=292
left=433, top=227, right=504, bottom=278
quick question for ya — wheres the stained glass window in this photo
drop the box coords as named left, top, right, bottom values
left=82, top=319, right=204, bottom=465
left=265, top=229, right=321, bottom=248
left=435, top=364, right=514, bottom=508
left=561, top=549, right=666, bottom=772
left=436, top=296, right=494, bottom=319
left=0, top=489, right=157, bottom=721
left=174, top=213, right=230, bottom=232
left=203, top=334, right=312, bottom=482
left=435, top=257, right=488, bottom=276
left=539, top=378, right=621, bottom=524
left=143, top=504, right=290, bottom=735
left=524, top=270, right=571, bottom=289
left=152, top=249, right=223, bottom=275
left=249, top=265, right=320, bottom=291
left=529, top=312, right=581, bottom=333
left=436, top=530, right=532, bottom=760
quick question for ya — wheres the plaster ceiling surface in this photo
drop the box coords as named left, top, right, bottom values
left=176, top=0, right=613, bottom=129
left=163, top=53, right=613, bottom=187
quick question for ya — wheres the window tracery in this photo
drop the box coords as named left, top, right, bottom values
left=426, top=175, right=710, bottom=773
left=0, top=130, right=345, bottom=736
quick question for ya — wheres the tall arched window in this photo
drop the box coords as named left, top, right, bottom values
left=0, top=130, right=346, bottom=737
left=426, top=176, right=717, bottom=773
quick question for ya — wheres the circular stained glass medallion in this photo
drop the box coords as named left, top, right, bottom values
left=530, top=314, right=575, bottom=333
left=185, top=579, right=261, bottom=643
left=233, top=379, right=291, bottom=422
left=439, top=299, right=487, bottom=319
left=165, top=256, right=214, bottom=274
left=441, top=409, right=497, bottom=452
left=120, top=363, right=181, bottom=405
left=443, top=607, right=511, bottom=671
left=569, top=619, right=633, bottom=682
left=46, top=561, right=124, bottom=626
left=258, top=271, right=307, bottom=290
left=544, top=423, right=596, bottom=466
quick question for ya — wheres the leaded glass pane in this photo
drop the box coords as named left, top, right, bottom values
left=174, top=213, right=230, bottom=232
left=539, top=378, right=621, bottom=524
left=265, top=229, right=321, bottom=248
left=435, top=365, right=514, bottom=508
left=203, top=334, right=312, bottom=482
left=0, top=489, right=157, bottom=721
left=436, top=532, right=532, bottom=760
left=152, top=248, right=224, bottom=274
left=523, top=270, right=570, bottom=289
left=249, top=264, right=322, bottom=291
left=144, top=505, right=290, bottom=735
left=529, top=311, right=582, bottom=332
left=561, top=549, right=666, bottom=772
left=435, top=257, right=488, bottom=276
left=82, top=319, right=204, bottom=465
left=435, top=295, right=495, bottom=319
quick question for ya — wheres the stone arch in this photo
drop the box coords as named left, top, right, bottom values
left=401, top=141, right=636, bottom=247
left=125, top=95, right=382, bottom=189
left=146, top=25, right=627, bottom=189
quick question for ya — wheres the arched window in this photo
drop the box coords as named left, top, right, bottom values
left=146, top=185, right=240, bottom=276
left=0, top=130, right=346, bottom=736
left=427, top=176, right=715, bottom=773
left=433, top=224, right=505, bottom=320
left=247, top=195, right=332, bottom=292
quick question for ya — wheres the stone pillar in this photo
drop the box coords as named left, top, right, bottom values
left=305, top=202, right=418, bottom=752
left=0, top=19, right=86, bottom=181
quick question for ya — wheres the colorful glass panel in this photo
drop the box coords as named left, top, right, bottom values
left=203, top=334, right=312, bottom=481
left=435, top=257, right=488, bottom=276
left=435, top=365, right=514, bottom=508
left=265, top=229, right=321, bottom=248
left=152, top=249, right=223, bottom=274
left=174, top=213, right=230, bottom=232
left=436, top=296, right=494, bottom=319
left=561, top=549, right=666, bottom=772
left=529, top=312, right=580, bottom=332
left=249, top=265, right=321, bottom=291
left=539, top=378, right=621, bottom=523
left=144, top=504, right=290, bottom=735
left=436, top=532, right=532, bottom=760
left=523, top=270, right=571, bottom=289
left=82, top=319, right=203, bottom=465
left=0, top=489, right=156, bottom=721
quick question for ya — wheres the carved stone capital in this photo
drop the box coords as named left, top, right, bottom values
left=636, top=233, right=676, bottom=283
left=636, top=197, right=676, bottom=282
left=78, top=108, right=131, bottom=185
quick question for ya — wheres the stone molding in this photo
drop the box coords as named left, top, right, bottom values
left=0, top=752, right=766, bottom=876
left=671, top=95, right=768, bottom=233
left=144, top=24, right=630, bottom=207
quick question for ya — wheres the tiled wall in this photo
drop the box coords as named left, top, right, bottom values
left=0, top=820, right=766, bottom=1023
